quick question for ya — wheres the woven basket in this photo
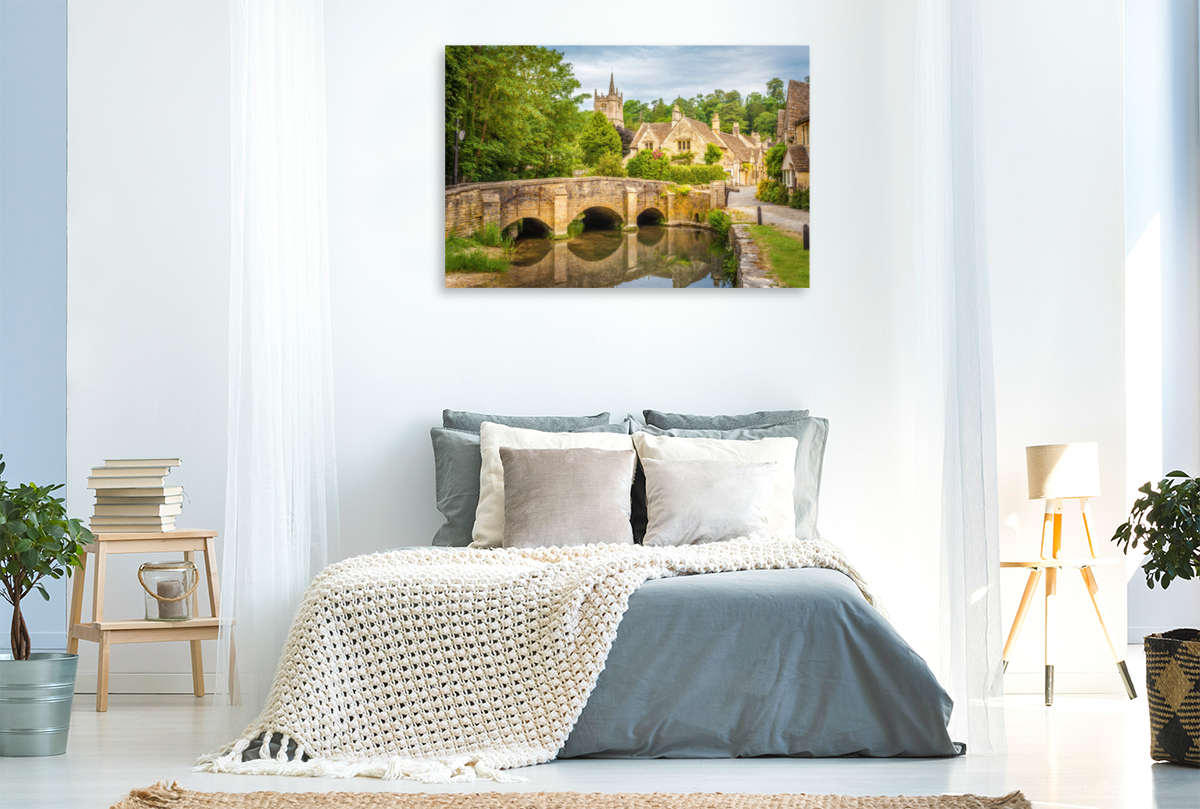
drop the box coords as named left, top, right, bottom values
left=1145, top=629, right=1200, bottom=766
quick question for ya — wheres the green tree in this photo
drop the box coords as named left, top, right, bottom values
left=444, top=46, right=588, bottom=183
left=765, top=143, right=787, bottom=180
left=767, top=78, right=784, bottom=103
left=703, top=143, right=722, bottom=165
left=648, top=98, right=672, bottom=123
left=753, top=111, right=779, bottom=141
left=626, top=148, right=671, bottom=180
left=623, top=99, right=650, bottom=127
left=579, top=109, right=622, bottom=166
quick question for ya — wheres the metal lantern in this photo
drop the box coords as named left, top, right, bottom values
left=138, top=560, right=198, bottom=621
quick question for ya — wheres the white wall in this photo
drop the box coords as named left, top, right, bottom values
left=1123, top=0, right=1200, bottom=641
left=66, top=0, right=230, bottom=688
left=65, top=0, right=1135, bottom=693
left=984, top=0, right=1132, bottom=690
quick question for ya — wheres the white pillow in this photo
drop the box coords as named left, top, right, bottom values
left=632, top=431, right=798, bottom=541
left=641, top=458, right=777, bottom=546
left=470, top=422, right=635, bottom=549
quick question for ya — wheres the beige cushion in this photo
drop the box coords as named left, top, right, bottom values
left=471, top=422, right=635, bottom=549
left=632, top=431, right=798, bottom=540
left=500, top=447, right=637, bottom=549
left=641, top=458, right=777, bottom=546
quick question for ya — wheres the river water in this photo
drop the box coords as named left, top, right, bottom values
left=493, top=225, right=735, bottom=288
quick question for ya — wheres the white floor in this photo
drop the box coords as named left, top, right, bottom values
left=3, top=646, right=1197, bottom=809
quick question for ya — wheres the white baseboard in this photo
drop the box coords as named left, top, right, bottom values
left=73, top=671, right=218, bottom=695
left=1004, top=671, right=1127, bottom=695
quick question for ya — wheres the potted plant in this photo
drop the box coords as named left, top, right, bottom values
left=0, top=453, right=93, bottom=756
left=1112, top=470, right=1200, bottom=767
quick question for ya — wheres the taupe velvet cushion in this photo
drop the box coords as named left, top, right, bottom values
left=641, top=458, right=778, bottom=547
left=500, top=447, right=637, bottom=549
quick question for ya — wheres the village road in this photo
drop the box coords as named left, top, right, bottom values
left=724, top=187, right=809, bottom=233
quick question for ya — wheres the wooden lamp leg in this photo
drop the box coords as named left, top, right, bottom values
left=1003, top=569, right=1043, bottom=673
left=1045, top=566, right=1057, bottom=706
left=1079, top=566, right=1137, bottom=699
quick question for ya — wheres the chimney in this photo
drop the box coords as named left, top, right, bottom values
left=712, top=111, right=720, bottom=132
left=672, top=104, right=682, bottom=123
left=732, top=121, right=740, bottom=137
left=753, top=131, right=761, bottom=145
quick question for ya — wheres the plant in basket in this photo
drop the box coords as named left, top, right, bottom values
left=1112, top=470, right=1200, bottom=767
left=0, top=454, right=93, bottom=756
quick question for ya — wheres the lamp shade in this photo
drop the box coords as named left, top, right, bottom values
left=1026, top=443, right=1101, bottom=500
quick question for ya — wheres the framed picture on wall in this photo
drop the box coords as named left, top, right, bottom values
left=444, top=46, right=810, bottom=289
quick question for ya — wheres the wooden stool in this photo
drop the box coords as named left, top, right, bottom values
left=67, top=530, right=234, bottom=711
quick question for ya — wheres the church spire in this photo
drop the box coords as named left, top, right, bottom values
left=609, top=72, right=615, bottom=95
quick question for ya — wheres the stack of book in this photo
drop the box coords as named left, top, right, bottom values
left=87, top=459, right=183, bottom=533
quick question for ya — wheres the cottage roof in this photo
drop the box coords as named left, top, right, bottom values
left=786, top=80, right=809, bottom=132
left=632, top=116, right=763, bottom=163
left=783, top=144, right=809, bottom=172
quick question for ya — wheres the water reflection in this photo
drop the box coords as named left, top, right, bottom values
left=498, top=225, right=735, bottom=288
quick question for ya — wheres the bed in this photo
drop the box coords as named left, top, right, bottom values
left=199, top=408, right=961, bottom=781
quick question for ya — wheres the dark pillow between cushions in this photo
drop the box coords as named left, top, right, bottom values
left=443, top=409, right=611, bottom=433
left=639, top=417, right=829, bottom=540
left=431, top=421, right=630, bottom=547
left=642, top=409, right=810, bottom=431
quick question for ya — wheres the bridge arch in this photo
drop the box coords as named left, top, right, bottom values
left=500, top=216, right=553, bottom=239
left=636, top=206, right=666, bottom=227
left=576, top=205, right=625, bottom=232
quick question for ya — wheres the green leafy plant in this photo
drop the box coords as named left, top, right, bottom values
left=707, top=210, right=732, bottom=242
left=1112, top=471, right=1200, bottom=589
left=765, top=143, right=787, bottom=180
left=591, top=153, right=627, bottom=178
left=665, top=165, right=726, bottom=184
left=703, top=143, right=723, bottom=165
left=0, top=454, right=93, bottom=660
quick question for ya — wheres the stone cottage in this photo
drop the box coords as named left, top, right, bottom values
left=777, top=79, right=810, bottom=191
left=626, top=103, right=766, bottom=187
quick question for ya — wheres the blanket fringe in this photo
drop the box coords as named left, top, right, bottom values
left=194, top=743, right=527, bottom=783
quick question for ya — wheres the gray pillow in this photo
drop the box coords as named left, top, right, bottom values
left=641, top=458, right=777, bottom=547
left=640, top=417, right=828, bottom=540
left=442, top=409, right=611, bottom=433
left=431, top=422, right=630, bottom=547
left=500, top=447, right=636, bottom=549
left=642, top=409, right=810, bottom=430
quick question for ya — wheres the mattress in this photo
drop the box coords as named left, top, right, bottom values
left=559, top=567, right=960, bottom=759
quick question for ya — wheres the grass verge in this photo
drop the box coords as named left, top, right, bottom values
left=747, top=224, right=809, bottom=288
left=446, top=231, right=512, bottom=274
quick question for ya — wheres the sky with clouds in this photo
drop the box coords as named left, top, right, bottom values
left=548, top=46, right=810, bottom=110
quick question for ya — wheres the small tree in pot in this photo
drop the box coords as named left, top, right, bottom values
left=0, top=454, right=93, bottom=757
left=1, top=454, right=93, bottom=659
left=1112, top=470, right=1200, bottom=767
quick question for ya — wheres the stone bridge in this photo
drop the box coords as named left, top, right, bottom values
left=445, top=176, right=727, bottom=239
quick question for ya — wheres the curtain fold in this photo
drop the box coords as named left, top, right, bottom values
left=216, top=0, right=339, bottom=721
left=915, top=0, right=1006, bottom=754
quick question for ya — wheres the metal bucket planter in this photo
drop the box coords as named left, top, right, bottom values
left=0, top=652, right=79, bottom=756
left=1145, top=629, right=1200, bottom=766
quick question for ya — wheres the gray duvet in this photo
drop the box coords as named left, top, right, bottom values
left=559, top=567, right=961, bottom=759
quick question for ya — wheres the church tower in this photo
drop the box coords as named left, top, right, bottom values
left=593, top=73, right=624, bottom=129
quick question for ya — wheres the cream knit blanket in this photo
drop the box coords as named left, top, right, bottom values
left=196, top=536, right=878, bottom=782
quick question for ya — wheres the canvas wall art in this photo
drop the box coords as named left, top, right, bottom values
left=445, top=46, right=810, bottom=289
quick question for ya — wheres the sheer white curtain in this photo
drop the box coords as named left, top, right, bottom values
left=216, top=0, right=339, bottom=720
left=914, top=0, right=1007, bottom=754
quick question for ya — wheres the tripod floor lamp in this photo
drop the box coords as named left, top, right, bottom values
left=1001, top=442, right=1138, bottom=705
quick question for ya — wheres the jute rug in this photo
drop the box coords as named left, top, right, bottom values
left=111, top=781, right=1032, bottom=809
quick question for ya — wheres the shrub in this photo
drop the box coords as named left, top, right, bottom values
left=789, top=186, right=808, bottom=209
left=665, top=164, right=726, bottom=184
left=707, top=210, right=732, bottom=242
left=671, top=151, right=695, bottom=164
left=626, top=148, right=672, bottom=180
left=593, top=153, right=627, bottom=178
left=703, top=143, right=722, bottom=165
left=473, top=223, right=506, bottom=247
